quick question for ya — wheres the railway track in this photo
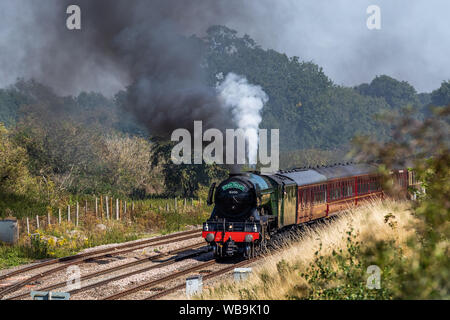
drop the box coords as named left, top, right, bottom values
left=116, top=226, right=306, bottom=300
left=103, top=255, right=262, bottom=300
left=2, top=218, right=324, bottom=300
left=145, top=258, right=256, bottom=300
left=104, top=259, right=218, bottom=300
left=7, top=241, right=255, bottom=301
left=7, top=242, right=207, bottom=300
left=0, top=229, right=202, bottom=299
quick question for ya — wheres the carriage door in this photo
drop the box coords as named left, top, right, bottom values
left=282, top=184, right=297, bottom=227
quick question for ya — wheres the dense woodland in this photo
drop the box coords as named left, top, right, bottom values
left=1, top=25, right=449, bottom=217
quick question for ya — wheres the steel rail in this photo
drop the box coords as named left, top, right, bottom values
left=104, top=227, right=294, bottom=300
left=68, top=249, right=208, bottom=297
left=144, top=258, right=256, bottom=300
left=103, top=260, right=217, bottom=300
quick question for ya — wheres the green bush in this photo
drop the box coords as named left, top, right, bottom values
left=294, top=229, right=395, bottom=300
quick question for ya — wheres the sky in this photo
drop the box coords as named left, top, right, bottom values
left=0, top=0, right=448, bottom=94
left=223, top=0, right=450, bottom=93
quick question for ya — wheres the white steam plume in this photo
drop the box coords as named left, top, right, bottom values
left=217, top=73, right=268, bottom=165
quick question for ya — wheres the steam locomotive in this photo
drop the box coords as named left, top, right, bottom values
left=202, top=163, right=419, bottom=259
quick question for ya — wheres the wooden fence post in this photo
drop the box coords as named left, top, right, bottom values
left=36, top=215, right=40, bottom=230
left=166, top=203, right=169, bottom=211
left=26, top=217, right=30, bottom=234
left=95, top=197, right=98, bottom=217
left=130, top=202, right=133, bottom=222
left=48, top=212, right=51, bottom=226
left=100, top=196, right=103, bottom=219
left=68, top=205, right=71, bottom=222
left=116, top=198, right=119, bottom=220
left=58, top=208, right=61, bottom=225
left=174, top=197, right=177, bottom=211
left=110, top=197, right=113, bottom=220
left=85, top=200, right=88, bottom=216
left=106, top=196, right=109, bottom=219
left=76, top=201, right=79, bottom=226
left=184, top=198, right=187, bottom=208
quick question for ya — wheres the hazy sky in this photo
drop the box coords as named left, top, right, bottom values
left=224, top=0, right=450, bottom=93
left=0, top=0, right=448, bottom=94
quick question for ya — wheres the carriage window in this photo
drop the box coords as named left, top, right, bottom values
left=396, top=172, right=407, bottom=187
left=330, top=182, right=342, bottom=200
left=358, top=178, right=370, bottom=194
left=369, top=177, right=375, bottom=192
left=330, top=184, right=335, bottom=200
left=299, top=189, right=304, bottom=208
left=369, top=176, right=381, bottom=192
left=343, top=180, right=354, bottom=197
left=313, top=184, right=326, bottom=204
left=301, top=188, right=312, bottom=207
left=409, top=171, right=416, bottom=185
left=306, top=188, right=311, bottom=206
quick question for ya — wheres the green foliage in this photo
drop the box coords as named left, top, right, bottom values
left=430, top=80, right=450, bottom=107
left=150, top=139, right=228, bottom=197
left=0, top=244, right=34, bottom=269
left=296, top=229, right=395, bottom=300
left=29, top=234, right=49, bottom=258
left=0, top=123, right=50, bottom=217
left=202, top=27, right=429, bottom=153
left=0, top=85, right=29, bottom=126
left=0, top=123, right=33, bottom=194
left=349, top=105, right=449, bottom=299
left=283, top=106, right=449, bottom=300
left=0, top=27, right=445, bottom=219
left=355, top=75, right=420, bottom=109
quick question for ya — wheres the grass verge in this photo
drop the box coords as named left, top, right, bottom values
left=0, top=198, right=209, bottom=269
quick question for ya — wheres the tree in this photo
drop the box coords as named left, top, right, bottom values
left=203, top=27, right=414, bottom=153
left=102, top=134, right=164, bottom=197
left=354, top=75, right=420, bottom=109
left=0, top=124, right=31, bottom=195
left=0, top=85, right=29, bottom=126
left=430, top=80, right=450, bottom=107
left=150, top=139, right=228, bottom=197
left=0, top=123, right=51, bottom=217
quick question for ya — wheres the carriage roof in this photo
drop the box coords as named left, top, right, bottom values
left=268, top=163, right=379, bottom=187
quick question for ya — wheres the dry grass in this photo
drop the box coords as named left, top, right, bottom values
left=196, top=199, right=416, bottom=300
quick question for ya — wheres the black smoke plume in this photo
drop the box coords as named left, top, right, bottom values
left=13, top=0, right=248, bottom=136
